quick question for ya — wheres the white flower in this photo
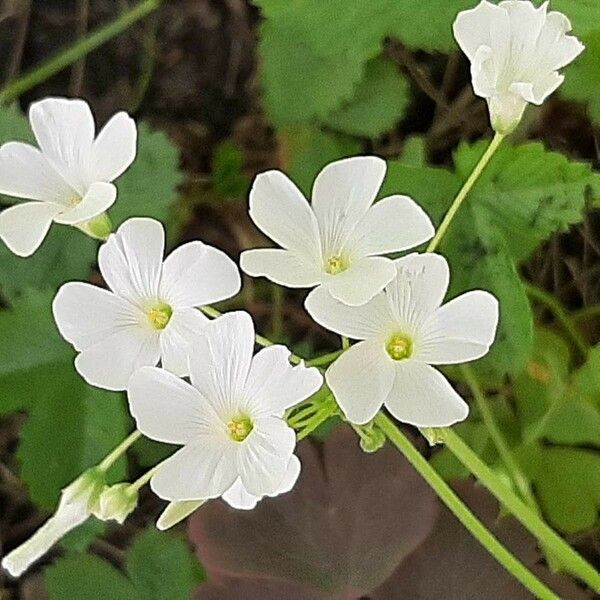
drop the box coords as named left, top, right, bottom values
left=240, top=156, right=434, bottom=306
left=454, top=1, right=584, bottom=134
left=1, top=468, right=104, bottom=577
left=127, top=311, right=323, bottom=505
left=306, top=253, right=499, bottom=427
left=53, top=217, right=241, bottom=391
left=0, top=97, right=137, bottom=256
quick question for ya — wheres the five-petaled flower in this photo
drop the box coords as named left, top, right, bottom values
left=127, top=311, right=323, bottom=507
left=453, top=0, right=584, bottom=134
left=0, top=97, right=137, bottom=256
left=306, top=253, right=499, bottom=427
left=53, top=217, right=241, bottom=391
left=240, top=156, right=434, bottom=306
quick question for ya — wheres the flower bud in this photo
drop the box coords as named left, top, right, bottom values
left=94, top=483, right=138, bottom=524
left=156, top=500, right=204, bottom=531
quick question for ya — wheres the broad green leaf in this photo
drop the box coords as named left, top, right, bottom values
left=324, top=57, right=410, bottom=138
left=46, top=554, right=139, bottom=600
left=127, top=529, right=204, bottom=599
left=0, top=291, right=128, bottom=509
left=541, top=1, right=600, bottom=37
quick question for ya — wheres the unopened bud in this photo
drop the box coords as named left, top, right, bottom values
left=94, top=483, right=138, bottom=524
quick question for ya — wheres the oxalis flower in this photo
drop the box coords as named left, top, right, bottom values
left=240, top=156, right=434, bottom=306
left=127, top=311, right=323, bottom=508
left=53, top=217, right=241, bottom=391
left=454, top=1, right=584, bottom=134
left=306, top=253, right=499, bottom=427
left=0, top=97, right=137, bottom=256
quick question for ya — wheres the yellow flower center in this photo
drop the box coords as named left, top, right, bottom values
left=386, top=334, right=413, bottom=361
left=227, top=416, right=253, bottom=442
left=67, top=194, right=82, bottom=207
left=147, top=303, right=173, bottom=330
left=325, top=255, right=348, bottom=275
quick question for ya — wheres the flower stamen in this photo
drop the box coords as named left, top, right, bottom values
left=147, top=303, right=173, bottom=330
left=325, top=255, right=348, bottom=275
left=227, top=416, right=253, bottom=442
left=386, top=334, right=412, bottom=361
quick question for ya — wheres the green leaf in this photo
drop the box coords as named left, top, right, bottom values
left=0, top=291, right=128, bottom=509
left=110, top=123, right=182, bottom=226
left=46, top=554, right=140, bottom=600
left=127, top=529, right=204, bottom=599
left=542, top=1, right=600, bottom=37
left=324, top=57, right=410, bottom=138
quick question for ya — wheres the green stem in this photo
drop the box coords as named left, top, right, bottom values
left=128, top=464, right=159, bottom=494
left=426, top=132, right=505, bottom=253
left=0, top=0, right=163, bottom=104
left=306, top=349, right=343, bottom=367
left=523, top=281, right=588, bottom=357
left=98, top=430, right=142, bottom=472
left=375, top=414, right=559, bottom=600
left=443, top=428, right=600, bottom=591
left=572, top=304, right=600, bottom=323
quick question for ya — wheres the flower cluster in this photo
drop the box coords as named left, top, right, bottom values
left=0, top=0, right=583, bottom=579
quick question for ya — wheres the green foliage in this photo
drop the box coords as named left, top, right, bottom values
left=46, top=529, right=204, bottom=600
left=382, top=140, right=598, bottom=378
left=0, top=290, right=128, bottom=510
left=212, top=141, right=250, bottom=198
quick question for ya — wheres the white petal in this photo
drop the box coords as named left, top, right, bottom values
left=417, top=290, right=499, bottom=364
left=470, top=45, right=497, bottom=99
left=159, top=308, right=208, bottom=375
left=151, top=439, right=237, bottom=501
left=240, top=248, right=322, bottom=288
left=386, top=253, right=450, bottom=330
left=502, top=0, right=548, bottom=60
left=305, top=285, right=393, bottom=340
left=248, top=170, right=321, bottom=262
left=312, top=156, right=386, bottom=255
left=325, top=256, right=395, bottom=306
left=384, top=361, right=469, bottom=427
left=90, top=112, right=137, bottom=181
left=75, top=326, right=160, bottom=391
left=160, top=241, right=241, bottom=308
left=0, top=201, right=62, bottom=257
left=98, top=217, right=164, bottom=304
left=128, top=366, right=220, bottom=444
left=188, top=311, right=254, bottom=418
left=29, top=97, right=95, bottom=192
left=453, top=0, right=507, bottom=61
left=53, top=281, right=141, bottom=351
left=244, top=345, right=323, bottom=415
left=54, top=182, right=116, bottom=225
left=534, top=11, right=584, bottom=73
left=236, top=416, right=295, bottom=496
left=0, top=141, right=75, bottom=202
left=326, top=340, right=395, bottom=425
left=347, top=195, right=434, bottom=256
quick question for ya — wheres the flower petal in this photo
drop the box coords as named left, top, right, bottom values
left=386, top=253, right=450, bottom=329
left=151, top=439, right=238, bottom=501
left=236, top=416, right=296, bottom=496
left=240, top=248, right=322, bottom=288
left=312, top=156, right=386, bottom=255
left=0, top=201, right=62, bottom=257
left=417, top=290, right=499, bottom=364
left=189, top=311, right=254, bottom=418
left=128, top=366, right=220, bottom=444
left=29, top=97, right=95, bottom=192
left=160, top=241, right=241, bottom=308
left=98, top=217, right=164, bottom=304
left=0, top=141, right=75, bottom=202
left=326, top=340, right=395, bottom=425
left=535, top=10, right=584, bottom=72
left=325, top=255, right=395, bottom=306
left=90, top=112, right=137, bottom=181
left=248, top=170, right=321, bottom=262
left=384, top=362, right=469, bottom=427
left=244, top=345, right=323, bottom=415
left=53, top=281, right=141, bottom=351
left=305, top=285, right=393, bottom=340
left=54, top=181, right=116, bottom=225
left=74, top=326, right=160, bottom=391
left=348, top=195, right=434, bottom=257
left=453, top=0, right=507, bottom=61
left=159, top=307, right=209, bottom=376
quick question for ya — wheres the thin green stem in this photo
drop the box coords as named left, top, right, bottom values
left=375, top=414, right=559, bottom=600
left=523, top=281, right=588, bottom=357
left=426, top=132, right=505, bottom=253
left=98, top=430, right=142, bottom=472
left=306, top=349, right=343, bottom=367
left=0, top=0, right=163, bottom=104
left=443, top=428, right=600, bottom=591
left=341, top=336, right=350, bottom=350
left=128, top=464, right=159, bottom=494
left=572, top=304, right=600, bottom=323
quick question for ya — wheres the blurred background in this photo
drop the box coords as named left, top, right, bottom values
left=0, top=1, right=598, bottom=598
